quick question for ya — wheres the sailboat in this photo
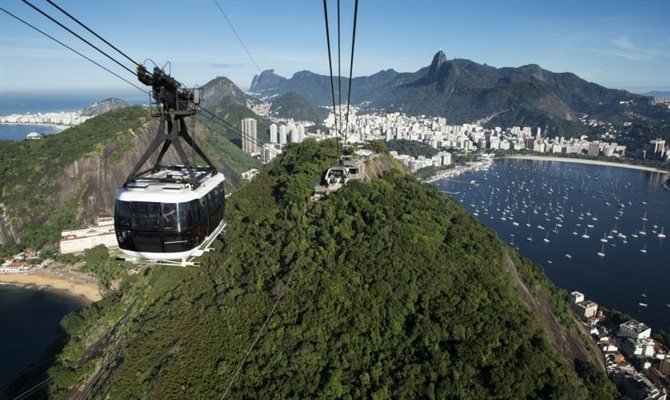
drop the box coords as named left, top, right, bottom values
left=640, top=244, right=647, bottom=254
left=581, top=228, right=590, bottom=239
left=597, top=244, right=605, bottom=257
left=641, top=210, right=648, bottom=221
left=600, top=233, right=608, bottom=243
left=639, top=223, right=647, bottom=236
left=659, top=227, right=666, bottom=239
left=543, top=232, right=550, bottom=243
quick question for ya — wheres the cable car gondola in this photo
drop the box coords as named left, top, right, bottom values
left=114, top=65, right=226, bottom=266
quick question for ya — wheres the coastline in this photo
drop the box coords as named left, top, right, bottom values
left=423, top=160, right=493, bottom=184
left=503, top=155, right=670, bottom=174
left=0, top=122, right=68, bottom=131
left=0, top=269, right=101, bottom=303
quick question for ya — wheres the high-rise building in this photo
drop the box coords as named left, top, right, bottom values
left=278, top=125, right=287, bottom=146
left=270, top=123, right=278, bottom=143
left=651, top=138, right=666, bottom=157
left=241, top=118, right=257, bottom=154
left=297, top=124, right=305, bottom=143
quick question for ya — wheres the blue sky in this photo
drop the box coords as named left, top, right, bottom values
left=1, top=0, right=669, bottom=96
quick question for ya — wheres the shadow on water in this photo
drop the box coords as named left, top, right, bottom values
left=5, top=322, right=70, bottom=399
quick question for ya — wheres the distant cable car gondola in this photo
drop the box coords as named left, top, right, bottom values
left=114, top=65, right=226, bottom=266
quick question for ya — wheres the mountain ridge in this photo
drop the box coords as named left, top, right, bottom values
left=41, top=140, right=616, bottom=398
left=250, top=52, right=670, bottom=139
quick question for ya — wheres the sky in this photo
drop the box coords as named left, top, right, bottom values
left=1, top=0, right=669, bottom=98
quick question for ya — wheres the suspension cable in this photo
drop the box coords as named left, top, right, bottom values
left=198, top=106, right=264, bottom=150
left=21, top=0, right=136, bottom=76
left=322, top=0, right=339, bottom=153
left=0, top=7, right=147, bottom=95
left=345, top=0, right=359, bottom=148
left=44, top=0, right=140, bottom=67
left=220, top=252, right=305, bottom=399
left=213, top=0, right=262, bottom=74
left=337, top=0, right=342, bottom=143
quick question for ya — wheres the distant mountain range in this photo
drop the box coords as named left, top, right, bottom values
left=251, top=51, right=670, bottom=138
left=80, top=98, right=128, bottom=117
left=643, top=90, right=670, bottom=99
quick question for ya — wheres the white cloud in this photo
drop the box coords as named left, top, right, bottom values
left=613, top=36, right=634, bottom=50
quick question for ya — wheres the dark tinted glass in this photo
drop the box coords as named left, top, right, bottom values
left=131, top=202, right=160, bottom=230
left=114, top=200, right=131, bottom=228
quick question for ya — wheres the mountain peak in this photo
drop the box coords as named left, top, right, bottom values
left=429, top=50, right=448, bottom=79
left=250, top=69, right=286, bottom=92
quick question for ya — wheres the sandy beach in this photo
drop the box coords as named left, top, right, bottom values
left=0, top=268, right=101, bottom=303
left=504, top=155, right=670, bottom=174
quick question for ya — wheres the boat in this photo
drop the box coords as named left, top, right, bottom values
left=565, top=254, right=572, bottom=259
left=639, top=303, right=648, bottom=307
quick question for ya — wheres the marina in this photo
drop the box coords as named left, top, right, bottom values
left=434, top=157, right=670, bottom=330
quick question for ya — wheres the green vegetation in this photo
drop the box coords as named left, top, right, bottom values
left=0, top=107, right=151, bottom=249
left=384, top=139, right=438, bottom=158
left=270, top=91, right=328, bottom=123
left=0, top=101, right=262, bottom=250
left=81, top=245, right=129, bottom=290
left=252, top=53, right=670, bottom=142
left=47, top=140, right=612, bottom=398
left=199, top=127, right=261, bottom=177
left=201, top=96, right=271, bottom=147
left=414, top=164, right=455, bottom=180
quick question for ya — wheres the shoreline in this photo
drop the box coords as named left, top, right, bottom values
left=0, top=122, right=68, bottom=131
left=0, top=269, right=101, bottom=303
left=423, top=160, right=493, bottom=184
left=503, top=155, right=670, bottom=174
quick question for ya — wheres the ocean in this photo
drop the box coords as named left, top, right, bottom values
left=0, top=91, right=149, bottom=142
left=434, top=158, right=670, bottom=331
left=0, top=284, right=85, bottom=398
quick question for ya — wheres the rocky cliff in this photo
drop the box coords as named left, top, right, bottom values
left=0, top=106, right=247, bottom=247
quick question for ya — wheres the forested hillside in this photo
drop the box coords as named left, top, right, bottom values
left=251, top=51, right=670, bottom=141
left=43, top=140, right=616, bottom=399
left=0, top=106, right=257, bottom=249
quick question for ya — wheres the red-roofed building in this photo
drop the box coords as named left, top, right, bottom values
left=0, top=262, right=30, bottom=273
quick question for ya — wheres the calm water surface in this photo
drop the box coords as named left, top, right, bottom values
left=0, top=285, right=84, bottom=397
left=434, top=158, right=670, bottom=330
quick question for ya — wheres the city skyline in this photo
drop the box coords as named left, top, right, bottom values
left=0, top=0, right=669, bottom=95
